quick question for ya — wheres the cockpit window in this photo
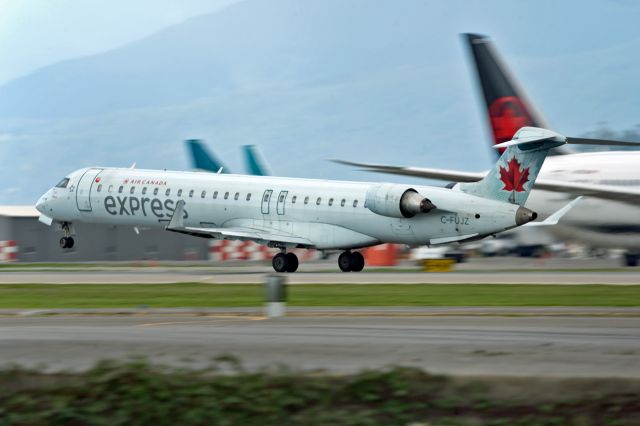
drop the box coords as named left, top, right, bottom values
left=55, top=178, right=70, bottom=188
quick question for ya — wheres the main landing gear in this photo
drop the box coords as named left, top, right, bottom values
left=59, top=222, right=75, bottom=249
left=338, top=251, right=365, bottom=272
left=272, top=251, right=299, bottom=273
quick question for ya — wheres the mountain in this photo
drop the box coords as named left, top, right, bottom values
left=0, top=0, right=639, bottom=203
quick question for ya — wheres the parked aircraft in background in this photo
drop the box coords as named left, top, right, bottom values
left=186, top=140, right=271, bottom=176
left=336, top=34, right=640, bottom=266
left=36, top=127, right=594, bottom=272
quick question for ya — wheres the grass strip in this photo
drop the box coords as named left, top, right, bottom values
left=0, top=359, right=638, bottom=425
left=0, top=283, right=638, bottom=309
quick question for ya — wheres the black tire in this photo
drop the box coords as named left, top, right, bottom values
left=350, top=251, right=365, bottom=272
left=66, top=237, right=75, bottom=249
left=624, top=253, right=639, bottom=267
left=338, top=251, right=352, bottom=272
left=285, top=253, right=299, bottom=273
left=272, top=253, right=288, bottom=273
left=59, top=237, right=68, bottom=249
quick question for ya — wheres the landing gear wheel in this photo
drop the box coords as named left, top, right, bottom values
left=59, top=237, right=75, bottom=249
left=624, top=252, right=639, bottom=267
left=272, top=253, right=288, bottom=273
left=350, top=251, right=365, bottom=272
left=338, top=251, right=352, bottom=272
left=285, top=253, right=299, bottom=273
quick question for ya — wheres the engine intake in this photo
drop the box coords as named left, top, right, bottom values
left=366, top=183, right=436, bottom=218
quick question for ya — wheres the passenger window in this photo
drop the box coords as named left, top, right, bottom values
left=328, top=198, right=334, bottom=206
left=304, top=196, right=309, bottom=205
left=292, top=195, right=297, bottom=204
left=224, top=192, right=229, bottom=200
left=201, top=190, right=206, bottom=198
left=130, top=187, right=135, bottom=194
left=316, top=197, right=322, bottom=205
left=189, top=190, right=194, bottom=198
left=142, top=187, right=147, bottom=195
left=97, top=184, right=102, bottom=192
left=108, top=185, right=113, bottom=193
left=55, top=178, right=70, bottom=188
left=341, top=199, right=346, bottom=207
left=177, top=189, right=183, bottom=197
left=213, top=191, right=218, bottom=199
left=118, top=186, right=124, bottom=194
left=353, top=200, right=358, bottom=208
left=153, top=188, right=159, bottom=196
left=165, top=188, right=171, bottom=196
left=234, top=192, right=239, bottom=200
left=246, top=193, right=251, bottom=201
left=263, top=193, right=269, bottom=202
left=279, top=194, right=285, bottom=202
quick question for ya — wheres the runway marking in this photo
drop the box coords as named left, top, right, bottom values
left=137, top=316, right=267, bottom=327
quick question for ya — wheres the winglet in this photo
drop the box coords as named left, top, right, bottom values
left=525, top=196, right=582, bottom=227
left=166, top=200, right=186, bottom=229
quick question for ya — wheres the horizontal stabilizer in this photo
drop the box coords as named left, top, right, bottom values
left=525, top=196, right=582, bottom=227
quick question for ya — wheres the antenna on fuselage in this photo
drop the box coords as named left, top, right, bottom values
left=217, top=167, right=224, bottom=174
left=130, top=162, right=136, bottom=169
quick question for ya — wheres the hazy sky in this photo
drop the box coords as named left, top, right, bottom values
left=0, top=0, right=240, bottom=85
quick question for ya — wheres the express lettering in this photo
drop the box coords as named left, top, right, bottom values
left=104, top=196, right=188, bottom=219
left=440, top=215, right=469, bottom=225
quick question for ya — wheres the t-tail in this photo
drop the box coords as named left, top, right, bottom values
left=457, top=126, right=640, bottom=206
left=464, top=34, right=552, bottom=156
left=457, top=127, right=564, bottom=206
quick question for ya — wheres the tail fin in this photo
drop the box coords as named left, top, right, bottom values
left=185, top=139, right=229, bottom=173
left=464, top=34, right=549, bottom=156
left=458, top=127, right=564, bottom=205
left=242, top=145, right=272, bottom=176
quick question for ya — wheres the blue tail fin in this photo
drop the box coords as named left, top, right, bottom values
left=185, top=139, right=229, bottom=173
left=242, top=145, right=272, bottom=176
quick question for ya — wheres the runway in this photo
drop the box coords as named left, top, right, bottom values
left=1, top=269, right=639, bottom=284
left=2, top=257, right=639, bottom=284
left=0, top=314, right=638, bottom=377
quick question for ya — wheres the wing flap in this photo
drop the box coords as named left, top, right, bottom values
left=165, top=200, right=313, bottom=247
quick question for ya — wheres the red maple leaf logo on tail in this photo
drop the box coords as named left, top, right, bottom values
left=499, top=157, right=529, bottom=192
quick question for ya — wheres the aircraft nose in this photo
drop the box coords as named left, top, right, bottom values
left=35, top=195, right=47, bottom=214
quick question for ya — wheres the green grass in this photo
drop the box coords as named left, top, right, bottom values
left=0, top=283, right=638, bottom=309
left=0, top=359, right=638, bottom=425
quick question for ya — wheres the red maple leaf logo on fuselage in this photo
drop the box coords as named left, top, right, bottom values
left=499, top=157, right=529, bottom=192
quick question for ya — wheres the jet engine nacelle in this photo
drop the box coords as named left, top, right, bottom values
left=365, top=183, right=436, bottom=219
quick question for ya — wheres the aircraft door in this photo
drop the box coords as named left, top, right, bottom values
left=276, top=190, right=288, bottom=215
left=75, top=168, right=103, bottom=212
left=261, top=189, right=273, bottom=214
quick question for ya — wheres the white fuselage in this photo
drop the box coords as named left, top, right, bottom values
left=36, top=167, right=523, bottom=250
left=527, top=152, right=640, bottom=249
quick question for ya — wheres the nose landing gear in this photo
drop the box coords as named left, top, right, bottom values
left=338, top=251, right=365, bottom=272
left=59, top=222, right=75, bottom=249
left=272, top=251, right=299, bottom=273
left=59, top=237, right=75, bottom=249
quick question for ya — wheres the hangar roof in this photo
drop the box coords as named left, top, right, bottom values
left=0, top=206, right=39, bottom=218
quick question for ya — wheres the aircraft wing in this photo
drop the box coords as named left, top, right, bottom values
left=334, top=159, right=640, bottom=206
left=332, top=159, right=485, bottom=182
left=165, top=201, right=314, bottom=247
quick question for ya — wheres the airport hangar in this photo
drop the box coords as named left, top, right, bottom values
left=0, top=206, right=210, bottom=262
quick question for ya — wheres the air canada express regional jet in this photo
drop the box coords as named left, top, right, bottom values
left=36, top=127, right=607, bottom=272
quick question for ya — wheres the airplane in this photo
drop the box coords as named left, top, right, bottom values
left=335, top=34, right=640, bottom=266
left=186, top=139, right=271, bottom=176
left=35, top=127, right=603, bottom=273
